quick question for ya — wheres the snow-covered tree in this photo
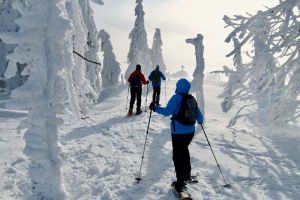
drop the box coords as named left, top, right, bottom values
left=125, top=0, right=152, bottom=79
left=186, top=34, right=205, bottom=116
left=66, top=0, right=98, bottom=111
left=5, top=63, right=28, bottom=91
left=223, top=0, right=300, bottom=126
left=0, top=0, right=19, bottom=77
left=0, top=0, right=27, bottom=91
left=221, top=38, right=246, bottom=113
left=98, top=29, right=121, bottom=88
left=79, top=0, right=102, bottom=95
left=150, top=28, right=166, bottom=74
left=0, top=0, right=82, bottom=198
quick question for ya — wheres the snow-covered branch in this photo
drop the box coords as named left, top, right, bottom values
left=223, top=0, right=300, bottom=126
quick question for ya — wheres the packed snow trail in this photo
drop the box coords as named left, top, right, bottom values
left=1, top=78, right=300, bottom=199
left=59, top=79, right=300, bottom=200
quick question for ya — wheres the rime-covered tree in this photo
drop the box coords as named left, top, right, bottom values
left=186, top=34, right=205, bottom=116
left=0, top=0, right=81, bottom=198
left=98, top=29, right=121, bottom=88
left=0, top=0, right=19, bottom=77
left=220, top=38, right=246, bottom=113
left=0, top=0, right=27, bottom=90
left=223, top=0, right=300, bottom=126
left=79, top=0, right=102, bottom=95
left=66, top=0, right=98, bottom=111
left=125, top=0, right=152, bottom=79
left=150, top=28, right=166, bottom=74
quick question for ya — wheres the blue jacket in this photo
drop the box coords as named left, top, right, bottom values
left=148, top=69, right=166, bottom=87
left=154, top=79, right=203, bottom=134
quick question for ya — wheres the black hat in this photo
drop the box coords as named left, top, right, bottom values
left=136, top=64, right=141, bottom=71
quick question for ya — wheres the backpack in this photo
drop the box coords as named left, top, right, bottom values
left=131, top=75, right=141, bottom=87
left=152, top=71, right=161, bottom=82
left=172, top=94, right=198, bottom=125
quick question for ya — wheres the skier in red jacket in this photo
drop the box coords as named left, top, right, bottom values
left=128, top=64, right=149, bottom=116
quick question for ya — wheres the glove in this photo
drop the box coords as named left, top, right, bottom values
left=149, top=101, right=156, bottom=111
left=146, top=80, right=149, bottom=84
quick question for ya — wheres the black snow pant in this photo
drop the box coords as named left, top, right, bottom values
left=152, top=86, right=161, bottom=105
left=129, top=86, right=142, bottom=112
left=172, top=133, right=194, bottom=185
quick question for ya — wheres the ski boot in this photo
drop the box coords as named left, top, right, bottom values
left=136, top=108, right=142, bottom=115
left=127, top=109, right=133, bottom=117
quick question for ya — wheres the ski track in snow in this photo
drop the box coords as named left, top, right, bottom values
left=1, top=79, right=300, bottom=200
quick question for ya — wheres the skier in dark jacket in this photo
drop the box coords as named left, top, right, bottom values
left=149, top=78, right=203, bottom=193
left=148, top=65, right=166, bottom=106
left=128, top=64, right=149, bottom=116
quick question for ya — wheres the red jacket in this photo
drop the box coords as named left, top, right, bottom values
left=128, top=70, right=148, bottom=87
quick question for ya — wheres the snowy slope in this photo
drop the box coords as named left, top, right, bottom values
left=1, top=78, right=300, bottom=200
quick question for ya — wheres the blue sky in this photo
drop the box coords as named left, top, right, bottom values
left=92, top=0, right=278, bottom=76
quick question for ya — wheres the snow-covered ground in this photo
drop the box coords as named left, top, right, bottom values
left=1, top=78, right=300, bottom=200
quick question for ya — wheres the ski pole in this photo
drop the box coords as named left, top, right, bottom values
left=126, top=85, right=129, bottom=110
left=164, top=81, right=167, bottom=104
left=200, top=124, right=231, bottom=188
left=135, top=109, right=153, bottom=183
left=144, top=84, right=149, bottom=110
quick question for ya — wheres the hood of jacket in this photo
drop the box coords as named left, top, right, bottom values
left=175, top=78, right=191, bottom=94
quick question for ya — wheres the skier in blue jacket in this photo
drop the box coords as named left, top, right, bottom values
left=149, top=78, right=203, bottom=193
left=148, top=65, right=166, bottom=106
